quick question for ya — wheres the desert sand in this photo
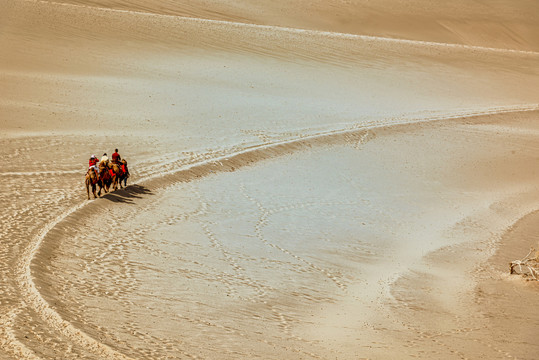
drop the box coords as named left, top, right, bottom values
left=1, top=0, right=539, bottom=359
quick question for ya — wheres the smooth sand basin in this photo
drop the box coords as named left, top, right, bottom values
left=1, top=0, right=539, bottom=359
left=32, top=112, right=539, bottom=359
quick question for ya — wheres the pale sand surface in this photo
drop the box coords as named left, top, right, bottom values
left=1, top=0, right=539, bottom=359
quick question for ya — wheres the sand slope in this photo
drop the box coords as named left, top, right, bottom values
left=35, top=0, right=539, bottom=51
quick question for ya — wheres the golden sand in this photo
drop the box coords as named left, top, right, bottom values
left=1, top=1, right=538, bottom=359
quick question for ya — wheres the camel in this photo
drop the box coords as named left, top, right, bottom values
left=85, top=158, right=130, bottom=198
left=85, top=167, right=99, bottom=199
left=99, top=162, right=112, bottom=193
left=110, top=159, right=129, bottom=191
left=86, top=163, right=115, bottom=199
left=119, top=159, right=130, bottom=188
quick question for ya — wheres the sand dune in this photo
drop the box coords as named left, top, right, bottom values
left=1, top=0, right=539, bottom=359
left=36, top=0, right=539, bottom=51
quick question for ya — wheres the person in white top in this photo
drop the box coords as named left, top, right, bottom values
left=101, top=153, right=109, bottom=164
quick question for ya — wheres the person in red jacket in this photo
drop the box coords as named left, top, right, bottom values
left=88, top=155, right=99, bottom=174
left=88, top=155, right=98, bottom=167
left=112, top=149, right=121, bottom=164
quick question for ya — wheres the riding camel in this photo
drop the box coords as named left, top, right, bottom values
left=109, top=159, right=130, bottom=191
left=119, top=159, right=130, bottom=188
left=85, top=158, right=130, bottom=199
left=99, top=161, right=112, bottom=193
left=85, top=167, right=100, bottom=199
left=86, top=162, right=115, bottom=199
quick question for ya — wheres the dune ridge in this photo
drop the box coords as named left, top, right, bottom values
left=32, top=0, right=539, bottom=52
left=137, top=104, right=539, bottom=188
left=21, top=0, right=539, bottom=56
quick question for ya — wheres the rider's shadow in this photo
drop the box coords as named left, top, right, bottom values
left=101, top=184, right=153, bottom=203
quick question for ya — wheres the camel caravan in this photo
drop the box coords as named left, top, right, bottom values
left=85, top=149, right=130, bottom=199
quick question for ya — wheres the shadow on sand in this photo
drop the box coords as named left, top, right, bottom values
left=100, top=184, right=153, bottom=204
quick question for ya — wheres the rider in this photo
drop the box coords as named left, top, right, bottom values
left=88, top=154, right=99, bottom=174
left=101, top=153, right=109, bottom=165
left=89, top=155, right=98, bottom=167
left=112, top=148, right=121, bottom=164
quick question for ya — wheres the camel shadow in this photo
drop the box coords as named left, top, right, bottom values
left=100, top=184, right=153, bottom=203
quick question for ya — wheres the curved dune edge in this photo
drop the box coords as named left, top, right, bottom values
left=0, top=308, right=41, bottom=360
left=15, top=104, right=539, bottom=359
left=15, top=202, right=134, bottom=360
left=137, top=104, right=539, bottom=189
left=27, top=0, right=539, bottom=56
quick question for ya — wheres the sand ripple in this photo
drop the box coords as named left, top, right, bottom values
left=2, top=107, right=536, bottom=359
left=2, top=0, right=539, bottom=358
